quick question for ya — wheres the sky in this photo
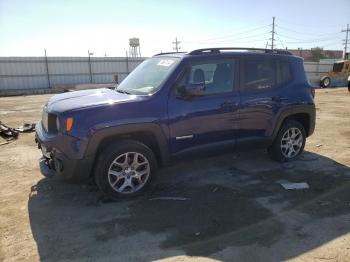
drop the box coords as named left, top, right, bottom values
left=0, top=0, right=349, bottom=57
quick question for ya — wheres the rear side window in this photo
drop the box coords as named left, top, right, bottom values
left=276, top=59, right=292, bottom=85
left=241, top=58, right=292, bottom=92
left=242, top=58, right=276, bottom=91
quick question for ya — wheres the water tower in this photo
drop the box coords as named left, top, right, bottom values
left=129, top=38, right=141, bottom=57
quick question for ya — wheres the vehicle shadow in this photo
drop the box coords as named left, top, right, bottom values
left=28, top=150, right=350, bottom=261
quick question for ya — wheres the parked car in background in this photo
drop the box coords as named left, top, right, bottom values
left=35, top=47, right=316, bottom=199
left=320, top=59, right=350, bottom=88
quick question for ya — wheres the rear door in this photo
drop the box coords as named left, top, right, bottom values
left=167, top=58, right=240, bottom=154
left=237, top=56, right=292, bottom=140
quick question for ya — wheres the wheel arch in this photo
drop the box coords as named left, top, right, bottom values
left=271, top=105, right=315, bottom=140
left=280, top=113, right=310, bottom=136
left=97, top=131, right=162, bottom=164
left=84, top=123, right=170, bottom=178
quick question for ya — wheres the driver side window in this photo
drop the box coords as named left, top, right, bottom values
left=185, top=60, right=236, bottom=95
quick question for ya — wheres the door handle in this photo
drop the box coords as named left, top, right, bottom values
left=271, top=96, right=287, bottom=102
left=221, top=101, right=233, bottom=108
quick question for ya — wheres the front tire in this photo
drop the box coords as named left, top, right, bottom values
left=268, top=120, right=306, bottom=162
left=94, top=140, right=157, bottom=200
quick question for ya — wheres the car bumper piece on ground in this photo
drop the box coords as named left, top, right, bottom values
left=39, top=157, right=56, bottom=178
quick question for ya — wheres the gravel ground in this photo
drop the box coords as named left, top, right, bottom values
left=0, top=88, right=350, bottom=262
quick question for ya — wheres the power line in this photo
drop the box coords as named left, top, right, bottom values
left=275, top=32, right=341, bottom=42
left=276, top=24, right=342, bottom=37
left=183, top=18, right=271, bottom=43
left=277, top=17, right=346, bottom=28
left=182, top=24, right=270, bottom=44
left=275, top=35, right=286, bottom=49
left=278, top=37, right=342, bottom=44
left=180, top=17, right=344, bottom=51
left=321, top=40, right=345, bottom=48
left=193, top=32, right=270, bottom=44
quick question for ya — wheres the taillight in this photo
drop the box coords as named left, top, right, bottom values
left=311, top=87, right=315, bottom=98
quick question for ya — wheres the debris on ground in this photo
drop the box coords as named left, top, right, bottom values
left=278, top=180, right=310, bottom=190
left=0, top=121, right=19, bottom=140
left=149, top=197, right=190, bottom=201
left=14, top=123, right=35, bottom=133
left=0, top=121, right=35, bottom=144
left=316, top=144, right=323, bottom=147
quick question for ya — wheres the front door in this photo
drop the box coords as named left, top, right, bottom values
left=167, top=58, right=240, bottom=154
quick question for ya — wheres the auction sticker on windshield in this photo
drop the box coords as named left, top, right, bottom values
left=157, top=60, right=174, bottom=67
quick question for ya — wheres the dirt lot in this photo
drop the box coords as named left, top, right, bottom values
left=0, top=88, right=350, bottom=262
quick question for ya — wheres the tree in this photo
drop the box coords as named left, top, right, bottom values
left=310, top=47, right=326, bottom=62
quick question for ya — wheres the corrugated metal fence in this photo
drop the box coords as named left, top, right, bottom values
left=0, top=56, right=334, bottom=90
left=304, top=62, right=333, bottom=86
left=0, top=57, right=145, bottom=90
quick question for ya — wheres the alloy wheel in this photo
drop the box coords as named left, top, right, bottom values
left=280, top=127, right=303, bottom=159
left=107, top=152, right=150, bottom=194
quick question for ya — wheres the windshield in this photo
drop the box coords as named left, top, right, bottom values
left=333, top=62, right=344, bottom=72
left=116, top=57, right=180, bottom=95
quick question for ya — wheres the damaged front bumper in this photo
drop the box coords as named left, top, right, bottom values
left=35, top=122, right=94, bottom=182
left=36, top=137, right=83, bottom=181
left=39, top=157, right=56, bottom=178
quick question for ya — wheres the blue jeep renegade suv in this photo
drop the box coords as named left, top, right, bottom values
left=35, top=48, right=316, bottom=199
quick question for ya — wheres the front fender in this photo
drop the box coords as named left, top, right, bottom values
left=84, top=123, right=170, bottom=165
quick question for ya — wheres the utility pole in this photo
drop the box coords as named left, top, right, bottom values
left=87, top=50, right=93, bottom=83
left=271, top=16, right=275, bottom=50
left=172, top=37, right=181, bottom=52
left=125, top=50, right=129, bottom=75
left=341, top=24, right=349, bottom=59
left=44, top=49, right=51, bottom=88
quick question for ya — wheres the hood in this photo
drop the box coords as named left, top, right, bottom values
left=47, top=88, right=144, bottom=113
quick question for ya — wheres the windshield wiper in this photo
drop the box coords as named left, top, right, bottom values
left=115, top=89, right=131, bottom=95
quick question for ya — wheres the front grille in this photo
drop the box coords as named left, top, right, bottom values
left=42, top=108, right=58, bottom=133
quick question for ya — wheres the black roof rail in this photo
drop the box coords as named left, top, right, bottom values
left=153, top=51, right=186, bottom=56
left=188, top=47, right=292, bottom=55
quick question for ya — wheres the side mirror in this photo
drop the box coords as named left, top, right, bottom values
left=181, top=82, right=206, bottom=97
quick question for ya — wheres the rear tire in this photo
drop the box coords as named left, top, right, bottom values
left=268, top=120, right=306, bottom=162
left=94, top=140, right=157, bottom=200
